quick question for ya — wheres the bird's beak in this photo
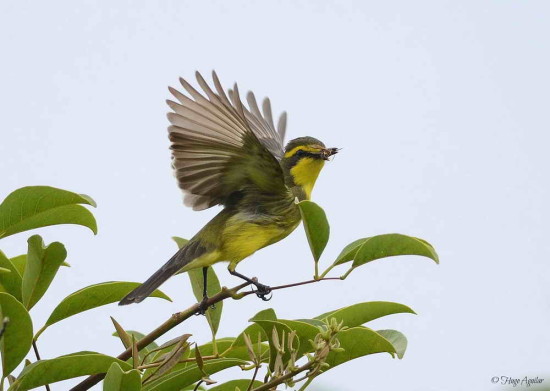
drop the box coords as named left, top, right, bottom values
left=321, top=147, right=340, bottom=161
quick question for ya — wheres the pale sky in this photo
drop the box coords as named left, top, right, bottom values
left=1, top=1, right=549, bottom=390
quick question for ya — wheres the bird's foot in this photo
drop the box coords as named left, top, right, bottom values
left=254, top=282, right=272, bottom=301
left=196, top=296, right=210, bottom=316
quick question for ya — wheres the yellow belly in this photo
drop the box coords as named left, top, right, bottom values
left=221, top=216, right=291, bottom=270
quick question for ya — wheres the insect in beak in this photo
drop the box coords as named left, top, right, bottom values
left=321, top=148, right=340, bottom=161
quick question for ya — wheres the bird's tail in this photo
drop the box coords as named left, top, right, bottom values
left=119, top=241, right=204, bottom=305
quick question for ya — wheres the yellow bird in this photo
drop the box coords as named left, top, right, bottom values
left=120, top=71, right=338, bottom=307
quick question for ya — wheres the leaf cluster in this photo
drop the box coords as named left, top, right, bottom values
left=0, top=186, right=438, bottom=391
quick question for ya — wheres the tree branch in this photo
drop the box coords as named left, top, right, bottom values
left=251, top=359, right=316, bottom=391
left=70, top=276, right=341, bottom=391
left=69, top=281, right=249, bottom=391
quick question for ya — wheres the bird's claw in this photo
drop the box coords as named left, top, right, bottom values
left=255, top=283, right=272, bottom=301
left=196, top=296, right=210, bottom=316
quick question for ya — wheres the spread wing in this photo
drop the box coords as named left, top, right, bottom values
left=167, top=71, right=288, bottom=210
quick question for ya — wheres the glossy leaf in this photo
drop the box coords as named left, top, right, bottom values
left=354, top=234, right=438, bottom=266
left=334, top=234, right=439, bottom=267
left=231, top=308, right=277, bottom=350
left=315, top=301, right=416, bottom=327
left=276, top=319, right=321, bottom=356
left=209, top=380, right=263, bottom=390
left=8, top=254, right=70, bottom=277
left=324, top=327, right=396, bottom=369
left=0, top=186, right=97, bottom=239
left=333, top=238, right=368, bottom=265
left=112, top=330, right=159, bottom=353
left=10, top=352, right=132, bottom=391
left=171, top=236, right=189, bottom=249
left=253, top=320, right=293, bottom=371
left=142, top=358, right=247, bottom=391
left=146, top=337, right=190, bottom=384
left=0, top=251, right=23, bottom=301
left=297, top=200, right=329, bottom=262
left=22, top=235, right=67, bottom=309
left=103, top=362, right=142, bottom=391
left=9, top=255, right=26, bottom=276
left=0, top=293, right=33, bottom=375
left=377, top=329, right=407, bottom=359
left=38, top=282, right=171, bottom=336
left=173, top=237, right=223, bottom=337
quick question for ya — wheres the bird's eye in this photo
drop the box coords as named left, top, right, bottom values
left=296, top=149, right=305, bottom=156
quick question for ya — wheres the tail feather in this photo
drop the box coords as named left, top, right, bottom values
left=119, top=241, right=205, bottom=305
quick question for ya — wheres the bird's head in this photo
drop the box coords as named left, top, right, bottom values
left=281, top=136, right=339, bottom=200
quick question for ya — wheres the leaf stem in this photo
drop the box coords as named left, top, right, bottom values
left=246, top=365, right=260, bottom=391
left=251, top=359, right=316, bottom=391
left=32, top=340, right=51, bottom=391
left=340, top=266, right=356, bottom=280
left=319, top=263, right=336, bottom=279
left=297, top=375, right=316, bottom=391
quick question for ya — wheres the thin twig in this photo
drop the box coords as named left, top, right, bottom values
left=252, top=345, right=330, bottom=391
left=251, top=359, right=316, bottom=391
left=242, top=277, right=341, bottom=297
left=32, top=340, right=51, bottom=391
left=246, top=365, right=260, bottom=391
left=193, top=379, right=204, bottom=391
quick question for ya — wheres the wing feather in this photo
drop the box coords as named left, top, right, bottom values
left=167, top=72, right=288, bottom=210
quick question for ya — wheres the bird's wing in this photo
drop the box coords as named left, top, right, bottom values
left=167, top=71, right=288, bottom=211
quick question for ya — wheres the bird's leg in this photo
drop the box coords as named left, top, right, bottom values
left=228, top=269, right=272, bottom=301
left=196, top=267, right=210, bottom=315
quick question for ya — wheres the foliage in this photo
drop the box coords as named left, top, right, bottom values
left=0, top=186, right=438, bottom=390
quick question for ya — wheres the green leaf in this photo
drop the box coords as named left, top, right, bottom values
left=334, top=238, right=368, bottom=265
left=103, top=362, right=142, bottom=391
left=146, top=336, right=190, bottom=384
left=9, top=352, right=132, bottom=391
left=209, top=380, right=263, bottom=390
left=22, top=235, right=67, bottom=309
left=0, top=186, right=97, bottom=239
left=171, top=236, right=189, bottom=249
left=324, top=327, right=396, bottom=369
left=111, top=318, right=132, bottom=349
left=252, top=320, right=293, bottom=371
left=334, top=234, right=439, bottom=268
left=9, top=255, right=26, bottom=276
left=297, top=200, right=330, bottom=263
left=189, top=267, right=222, bottom=337
left=314, top=301, right=416, bottom=327
left=0, top=293, right=33, bottom=376
left=377, top=329, right=408, bottom=359
left=112, top=330, right=159, bottom=353
left=37, top=282, right=171, bottom=337
left=142, top=358, right=247, bottom=391
left=0, top=251, right=23, bottom=301
left=231, top=308, right=277, bottom=351
left=275, top=319, right=321, bottom=357
left=173, top=236, right=223, bottom=338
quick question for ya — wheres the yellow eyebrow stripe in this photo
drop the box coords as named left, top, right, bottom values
left=284, top=145, right=322, bottom=158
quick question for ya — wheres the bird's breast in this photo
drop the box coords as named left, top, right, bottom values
left=221, top=208, right=301, bottom=262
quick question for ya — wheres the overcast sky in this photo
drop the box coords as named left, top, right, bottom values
left=1, top=1, right=549, bottom=390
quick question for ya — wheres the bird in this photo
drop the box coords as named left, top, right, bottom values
left=119, top=71, right=338, bottom=308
